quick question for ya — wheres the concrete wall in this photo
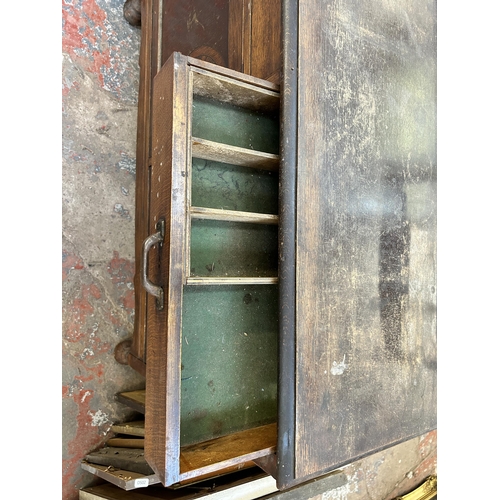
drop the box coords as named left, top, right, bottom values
left=61, top=2, right=436, bottom=499
left=62, top=1, right=145, bottom=498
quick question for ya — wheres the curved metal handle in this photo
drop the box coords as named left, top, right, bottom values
left=142, top=219, right=165, bottom=310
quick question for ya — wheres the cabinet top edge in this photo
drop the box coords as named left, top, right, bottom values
left=165, top=52, right=280, bottom=93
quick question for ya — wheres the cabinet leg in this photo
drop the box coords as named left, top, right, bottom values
left=114, top=338, right=133, bottom=365
left=123, top=0, right=141, bottom=27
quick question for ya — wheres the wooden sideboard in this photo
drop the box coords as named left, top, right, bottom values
left=123, top=0, right=437, bottom=491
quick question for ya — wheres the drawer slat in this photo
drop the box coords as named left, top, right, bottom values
left=186, top=276, right=278, bottom=285
left=192, top=137, right=279, bottom=171
left=179, top=423, right=277, bottom=482
left=190, top=206, right=278, bottom=225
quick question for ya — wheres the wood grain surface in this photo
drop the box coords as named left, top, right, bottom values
left=130, top=0, right=157, bottom=375
left=145, top=53, right=282, bottom=487
left=228, top=0, right=281, bottom=83
left=111, top=420, right=145, bottom=437
left=145, top=52, right=189, bottom=485
left=291, top=0, right=437, bottom=483
left=116, top=390, right=146, bottom=414
left=192, top=137, right=279, bottom=171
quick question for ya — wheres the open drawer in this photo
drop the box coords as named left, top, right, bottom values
left=143, top=52, right=280, bottom=486
left=141, top=13, right=437, bottom=487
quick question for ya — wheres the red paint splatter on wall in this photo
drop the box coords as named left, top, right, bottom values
left=62, top=0, right=113, bottom=90
left=415, top=430, right=437, bottom=479
left=107, top=251, right=135, bottom=315
left=62, top=78, right=80, bottom=97
left=88, top=362, right=105, bottom=379
left=107, top=251, right=135, bottom=285
left=121, top=288, right=135, bottom=311
left=62, top=375, right=110, bottom=499
left=414, top=453, right=437, bottom=478
left=105, top=308, right=122, bottom=326
left=418, top=429, right=437, bottom=459
left=63, top=250, right=84, bottom=281
left=64, top=284, right=102, bottom=342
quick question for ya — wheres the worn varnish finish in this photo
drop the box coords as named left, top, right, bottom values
left=277, top=0, right=299, bottom=487
left=145, top=52, right=188, bottom=485
left=81, top=461, right=160, bottom=490
left=280, top=0, right=437, bottom=487
left=228, top=0, right=282, bottom=84
left=130, top=0, right=282, bottom=375
left=144, top=53, right=281, bottom=486
left=85, top=447, right=153, bottom=475
left=116, top=390, right=146, bottom=414
left=129, top=0, right=157, bottom=376
left=162, top=1, right=230, bottom=67
left=111, top=420, right=146, bottom=437
left=129, top=0, right=436, bottom=492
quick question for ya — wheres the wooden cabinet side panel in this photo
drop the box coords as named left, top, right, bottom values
left=228, top=0, right=250, bottom=74
left=229, top=0, right=281, bottom=83
left=145, top=53, right=190, bottom=486
left=131, top=0, right=162, bottom=371
left=276, top=0, right=298, bottom=489
left=250, top=0, right=281, bottom=83
left=161, top=0, right=230, bottom=67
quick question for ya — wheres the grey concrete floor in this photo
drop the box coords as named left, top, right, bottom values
left=62, top=1, right=145, bottom=498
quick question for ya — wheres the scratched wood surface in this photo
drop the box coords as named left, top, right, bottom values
left=116, top=390, right=146, bottom=413
left=131, top=0, right=281, bottom=375
left=161, top=0, right=230, bottom=67
left=85, top=447, right=152, bottom=475
left=111, top=420, right=145, bottom=437
left=145, top=54, right=281, bottom=486
left=129, top=0, right=158, bottom=376
left=290, top=0, right=437, bottom=484
left=145, top=52, right=188, bottom=486
left=228, top=0, right=281, bottom=84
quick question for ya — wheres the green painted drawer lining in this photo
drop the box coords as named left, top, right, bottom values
left=180, top=285, right=279, bottom=447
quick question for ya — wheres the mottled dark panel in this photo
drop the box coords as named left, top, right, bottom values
left=162, top=0, right=229, bottom=66
left=293, top=0, right=437, bottom=480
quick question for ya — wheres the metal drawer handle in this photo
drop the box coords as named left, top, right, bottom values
left=142, top=219, right=165, bottom=310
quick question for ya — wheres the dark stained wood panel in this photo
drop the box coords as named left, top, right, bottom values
left=228, top=0, right=281, bottom=84
left=276, top=0, right=298, bottom=487
left=292, top=0, right=437, bottom=482
left=161, top=0, right=230, bottom=67
left=249, top=0, right=282, bottom=83
left=130, top=0, right=158, bottom=376
left=131, top=0, right=282, bottom=375
left=145, top=53, right=189, bottom=485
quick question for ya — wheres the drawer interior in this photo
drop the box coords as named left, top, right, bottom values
left=147, top=56, right=281, bottom=486
left=180, top=284, right=279, bottom=447
left=191, top=158, right=278, bottom=215
left=181, top=67, right=280, bottom=449
left=189, top=219, right=278, bottom=278
left=192, top=95, right=279, bottom=154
